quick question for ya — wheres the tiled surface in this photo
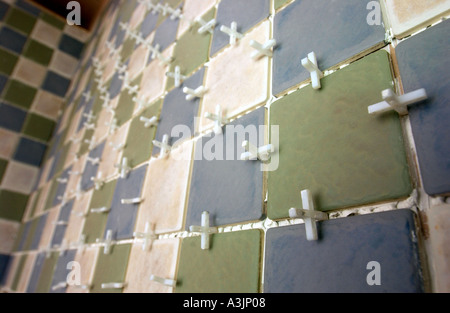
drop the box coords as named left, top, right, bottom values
left=65, top=247, right=98, bottom=293
left=49, top=249, right=77, bottom=293
left=264, top=209, right=424, bottom=293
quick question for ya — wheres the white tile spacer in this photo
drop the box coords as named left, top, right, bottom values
left=58, top=239, right=69, bottom=256
left=249, top=39, right=276, bottom=59
left=139, top=115, right=158, bottom=128
left=196, top=17, right=216, bottom=34
left=71, top=210, right=86, bottom=218
left=121, top=197, right=143, bottom=205
left=96, top=229, right=114, bottom=254
left=166, top=66, right=187, bottom=88
left=70, top=135, right=82, bottom=144
left=82, top=110, right=96, bottom=124
left=152, top=134, right=172, bottom=159
left=109, top=141, right=126, bottom=152
left=115, top=157, right=131, bottom=179
left=204, top=104, right=229, bottom=135
left=84, top=137, right=97, bottom=151
left=189, top=211, right=218, bottom=250
left=119, top=21, right=131, bottom=33
left=301, top=52, right=323, bottom=90
left=68, top=170, right=81, bottom=177
left=133, top=222, right=157, bottom=251
left=114, top=59, right=128, bottom=75
left=90, top=206, right=110, bottom=214
left=240, top=141, right=274, bottom=162
left=133, top=96, right=149, bottom=111
left=82, top=91, right=92, bottom=103
left=288, top=189, right=328, bottom=241
left=149, top=275, right=177, bottom=287
left=100, top=93, right=111, bottom=108
left=368, top=88, right=427, bottom=116
left=56, top=194, right=69, bottom=206
left=56, top=177, right=68, bottom=184
left=101, top=282, right=126, bottom=289
left=51, top=281, right=67, bottom=291
left=52, top=220, right=68, bottom=226
left=139, top=0, right=157, bottom=12
left=86, top=156, right=100, bottom=166
left=220, top=22, right=243, bottom=46
left=91, top=171, right=104, bottom=190
left=83, top=122, right=95, bottom=130
left=169, top=7, right=182, bottom=20
left=106, top=118, right=119, bottom=135
left=182, top=86, right=206, bottom=101
left=70, top=184, right=84, bottom=200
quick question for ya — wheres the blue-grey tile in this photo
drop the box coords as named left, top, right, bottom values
left=42, top=71, right=71, bottom=98
left=15, top=0, right=40, bottom=17
left=115, top=27, right=126, bottom=49
left=0, top=74, right=7, bottom=94
left=0, top=26, right=27, bottom=54
left=210, top=0, right=270, bottom=56
left=108, top=71, right=124, bottom=99
left=272, top=0, right=385, bottom=96
left=77, top=96, right=95, bottom=132
left=396, top=19, right=450, bottom=196
left=264, top=209, right=424, bottom=293
left=152, top=67, right=204, bottom=156
left=0, top=2, right=9, bottom=21
left=76, top=81, right=93, bottom=112
left=58, top=34, right=84, bottom=59
left=16, top=220, right=32, bottom=252
left=152, top=12, right=179, bottom=52
left=49, top=249, right=77, bottom=293
left=30, top=213, right=48, bottom=250
left=47, top=130, right=63, bottom=159
left=13, top=137, right=47, bottom=167
left=140, top=11, right=159, bottom=39
left=51, top=199, right=74, bottom=246
left=108, top=15, right=121, bottom=42
left=26, top=251, right=46, bottom=293
left=0, top=254, right=11, bottom=286
left=104, top=164, right=148, bottom=240
left=80, top=140, right=106, bottom=191
left=52, top=166, right=72, bottom=207
left=185, top=107, right=265, bottom=229
left=0, top=102, right=27, bottom=132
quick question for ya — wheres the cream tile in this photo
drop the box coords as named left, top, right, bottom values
left=17, top=252, right=36, bottom=293
left=38, top=157, right=53, bottom=189
left=102, top=54, right=118, bottom=85
left=65, top=153, right=85, bottom=195
left=93, top=105, right=115, bottom=143
left=129, top=2, right=147, bottom=30
left=136, top=141, right=193, bottom=234
left=64, top=139, right=82, bottom=169
left=31, top=20, right=62, bottom=49
left=178, top=0, right=217, bottom=37
left=34, top=181, right=51, bottom=217
left=0, top=219, right=20, bottom=254
left=64, top=190, right=92, bottom=246
left=31, top=90, right=64, bottom=121
left=11, top=57, right=47, bottom=88
left=0, top=128, right=19, bottom=160
left=128, top=43, right=149, bottom=81
left=124, top=238, right=180, bottom=293
left=1, top=161, right=39, bottom=195
left=200, top=21, right=270, bottom=132
left=66, top=246, right=99, bottom=293
left=64, top=24, right=91, bottom=42
left=49, top=51, right=79, bottom=78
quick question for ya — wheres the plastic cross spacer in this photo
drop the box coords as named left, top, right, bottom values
left=189, top=211, right=218, bottom=250
left=368, top=88, right=427, bottom=116
left=301, top=52, right=323, bottom=90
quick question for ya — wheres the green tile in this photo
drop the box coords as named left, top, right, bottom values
left=35, top=251, right=58, bottom=293
left=115, top=75, right=142, bottom=126
left=23, top=39, right=54, bottom=66
left=22, top=113, right=56, bottom=142
left=40, top=11, right=65, bottom=30
left=22, top=217, right=39, bottom=251
left=82, top=179, right=117, bottom=244
left=156, top=0, right=183, bottom=26
left=90, top=244, right=131, bottom=293
left=0, top=159, right=7, bottom=184
left=27, top=188, right=41, bottom=219
left=275, top=0, right=292, bottom=10
left=77, top=129, right=94, bottom=157
left=0, top=47, right=19, bottom=75
left=267, top=50, right=412, bottom=220
left=120, top=37, right=136, bottom=62
left=10, top=254, right=27, bottom=291
left=5, top=8, right=37, bottom=34
left=119, top=0, right=138, bottom=23
left=44, top=180, right=58, bottom=211
left=0, top=189, right=29, bottom=221
left=3, top=80, right=37, bottom=109
left=167, top=7, right=214, bottom=91
left=122, top=99, right=161, bottom=168
left=175, top=229, right=262, bottom=293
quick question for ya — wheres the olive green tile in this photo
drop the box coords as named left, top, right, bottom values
left=122, top=99, right=161, bottom=168
left=0, top=47, right=19, bottom=75
left=82, top=179, right=117, bottom=244
left=119, top=0, right=138, bottom=23
left=77, top=129, right=94, bottom=157
left=53, top=143, right=71, bottom=176
left=5, top=8, right=37, bottom=34
left=22, top=113, right=56, bottom=142
left=175, top=229, right=262, bottom=293
left=28, top=188, right=41, bottom=219
left=268, top=50, right=412, bottom=220
left=115, top=75, right=142, bottom=126
left=3, top=80, right=37, bottom=109
left=120, top=37, right=136, bottom=62
left=23, top=39, right=54, bottom=66
left=34, top=251, right=58, bottom=293
left=10, top=254, right=27, bottom=291
left=43, top=179, right=58, bottom=211
left=22, top=217, right=39, bottom=251
left=166, top=7, right=214, bottom=91
left=275, top=0, right=292, bottom=10
left=90, top=243, right=131, bottom=293
left=40, top=11, right=65, bottom=30
left=0, top=158, right=7, bottom=184
left=0, top=189, right=29, bottom=221
left=155, top=0, right=183, bottom=26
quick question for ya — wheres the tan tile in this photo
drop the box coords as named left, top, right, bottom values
left=37, top=157, right=53, bottom=189
left=136, top=141, right=192, bottom=234
left=31, top=20, right=62, bottom=49
left=12, top=57, right=47, bottom=88
left=64, top=190, right=92, bottom=246
left=93, top=106, right=115, bottom=143
left=0, top=219, right=20, bottom=254
left=66, top=246, right=99, bottom=293
left=1, top=161, right=39, bottom=195
left=129, top=2, right=147, bottom=30
left=17, top=252, right=36, bottom=293
left=49, top=51, right=79, bottom=78
left=64, top=24, right=91, bottom=42
left=76, top=68, right=93, bottom=99
left=37, top=206, right=58, bottom=250
left=128, top=43, right=149, bottom=81
left=178, top=0, right=217, bottom=37
left=0, top=128, right=19, bottom=159
left=65, top=153, right=85, bottom=195
left=102, top=55, right=117, bottom=85
left=124, top=238, right=180, bottom=293
left=200, top=21, right=270, bottom=132
left=31, top=90, right=64, bottom=121
left=64, top=139, right=82, bottom=169
left=34, top=181, right=51, bottom=217
left=23, top=191, right=38, bottom=221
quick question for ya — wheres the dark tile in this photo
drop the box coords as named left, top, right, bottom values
left=15, top=220, right=32, bottom=252
left=22, top=113, right=56, bottom=142
left=104, top=164, right=148, bottom=240
left=0, top=158, right=7, bottom=184
left=272, top=0, right=386, bottom=96
left=0, top=102, right=27, bottom=132
left=13, top=137, right=47, bottom=167
left=264, top=209, right=424, bottom=293
left=140, top=11, right=159, bottom=39
left=77, top=95, right=95, bottom=132
left=0, top=2, right=10, bottom=21
left=0, top=189, right=28, bottom=222
left=210, top=0, right=270, bottom=56
left=0, top=74, right=8, bottom=95
left=4, top=7, right=37, bottom=34
left=0, top=26, right=27, bottom=54
left=42, top=71, right=72, bottom=98
left=0, top=254, right=11, bottom=286
left=34, top=251, right=59, bottom=293
left=40, top=11, right=65, bottom=29
left=49, top=249, right=77, bottom=293
left=152, top=67, right=204, bottom=156
left=58, top=34, right=84, bottom=59
left=0, top=48, right=18, bottom=75
left=23, top=39, right=54, bottom=66
left=152, top=11, right=179, bottom=52
left=16, top=0, right=41, bottom=17
left=80, top=140, right=106, bottom=191
left=396, top=19, right=450, bottom=196
left=26, top=252, right=46, bottom=293
left=185, top=107, right=265, bottom=229
left=30, top=213, right=48, bottom=250
left=51, top=199, right=74, bottom=246
left=3, top=79, right=37, bottom=110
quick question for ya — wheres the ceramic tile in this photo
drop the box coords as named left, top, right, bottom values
left=274, top=0, right=292, bottom=11
left=90, top=243, right=131, bottom=293
left=50, top=166, right=72, bottom=208
left=0, top=2, right=9, bottom=21
left=124, top=238, right=180, bottom=293
left=0, top=128, right=19, bottom=159
left=23, top=39, right=54, bottom=66
left=129, top=2, right=147, bottom=30
left=139, top=9, right=159, bottom=39
left=152, top=11, right=180, bottom=53
left=104, top=164, right=148, bottom=240
left=4, top=7, right=37, bottom=35
left=264, top=209, right=424, bottom=292
left=31, top=90, right=64, bottom=121
left=30, top=213, right=48, bottom=250
left=21, top=217, right=39, bottom=251
left=0, top=47, right=18, bottom=76
left=0, top=74, right=7, bottom=95
left=120, top=37, right=137, bottom=62
left=122, top=100, right=161, bottom=168
left=66, top=247, right=98, bottom=293
left=210, top=0, right=270, bottom=56
left=0, top=254, right=10, bottom=285
left=0, top=102, right=27, bottom=132
left=114, top=75, right=142, bottom=126
left=22, top=113, right=56, bottom=142
left=108, top=71, right=125, bottom=100
left=177, top=0, right=216, bottom=37
left=272, top=0, right=386, bottom=96
left=64, top=190, right=92, bottom=245
left=63, top=24, right=91, bottom=42
left=395, top=19, right=450, bottom=196
left=30, top=19, right=62, bottom=49
left=128, top=43, right=149, bottom=81
left=268, top=51, right=412, bottom=219
left=383, top=0, right=450, bottom=38
left=40, top=11, right=65, bottom=30
left=25, top=251, right=46, bottom=293
left=80, top=140, right=106, bottom=191
left=0, top=189, right=28, bottom=222
left=11, top=57, right=47, bottom=88
left=137, top=141, right=192, bottom=234
left=0, top=219, right=19, bottom=254
left=51, top=199, right=74, bottom=247
left=42, top=71, right=72, bottom=98
left=33, top=181, right=51, bottom=217
left=175, top=229, right=262, bottom=293
left=49, top=51, right=79, bottom=78
left=0, top=26, right=27, bottom=54
left=92, top=109, right=113, bottom=144
left=4, top=254, right=20, bottom=290
left=185, top=107, right=265, bottom=228
left=0, top=158, right=7, bottom=184
left=58, top=34, right=84, bottom=59
left=15, top=0, right=40, bottom=16
left=49, top=249, right=77, bottom=293
left=0, top=161, right=39, bottom=194
left=33, top=251, right=59, bottom=293
left=3, top=79, right=37, bottom=110
left=199, top=21, right=270, bottom=132
left=16, top=252, right=35, bottom=292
